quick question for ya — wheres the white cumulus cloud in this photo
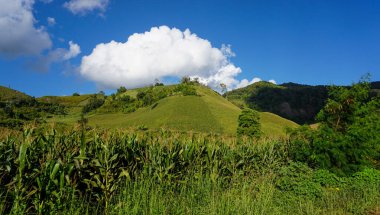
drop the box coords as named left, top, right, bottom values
left=64, top=0, right=109, bottom=15
left=0, top=0, right=52, bottom=57
left=80, top=26, right=244, bottom=90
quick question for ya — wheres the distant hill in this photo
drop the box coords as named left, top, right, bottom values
left=0, top=86, right=31, bottom=101
left=48, top=85, right=298, bottom=137
left=0, top=86, right=66, bottom=129
left=225, top=81, right=380, bottom=124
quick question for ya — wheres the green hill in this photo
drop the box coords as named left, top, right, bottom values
left=225, top=81, right=380, bottom=125
left=0, top=86, right=66, bottom=129
left=0, top=86, right=31, bottom=101
left=38, top=94, right=93, bottom=115
left=48, top=85, right=298, bottom=137
left=225, top=81, right=328, bottom=124
left=38, top=94, right=92, bottom=107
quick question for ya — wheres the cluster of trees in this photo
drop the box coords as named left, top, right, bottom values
left=0, top=97, right=66, bottom=129
left=289, top=78, right=380, bottom=175
left=227, top=80, right=380, bottom=125
left=82, top=94, right=105, bottom=114
left=91, top=80, right=198, bottom=114
left=237, top=77, right=380, bottom=176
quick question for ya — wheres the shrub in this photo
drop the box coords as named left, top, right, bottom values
left=117, top=86, right=127, bottom=94
left=289, top=77, right=380, bottom=175
left=82, top=95, right=105, bottom=114
left=175, top=84, right=197, bottom=96
left=276, top=162, right=322, bottom=199
left=237, top=108, right=261, bottom=138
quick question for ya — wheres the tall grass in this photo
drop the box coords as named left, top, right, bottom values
left=0, top=128, right=379, bottom=214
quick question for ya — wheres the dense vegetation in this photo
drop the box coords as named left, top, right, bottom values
left=1, top=128, right=379, bottom=214
left=0, top=78, right=379, bottom=214
left=225, top=80, right=380, bottom=124
left=289, top=79, right=380, bottom=175
left=0, top=87, right=66, bottom=129
left=237, top=108, right=261, bottom=138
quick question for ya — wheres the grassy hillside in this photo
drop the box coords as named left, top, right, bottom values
left=0, top=86, right=31, bottom=101
left=0, top=86, right=67, bottom=129
left=38, top=94, right=92, bottom=107
left=48, top=85, right=298, bottom=136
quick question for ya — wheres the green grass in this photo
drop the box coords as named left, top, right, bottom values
left=119, top=85, right=177, bottom=98
left=260, top=112, right=299, bottom=137
left=89, top=95, right=225, bottom=133
left=48, top=85, right=298, bottom=136
left=37, top=94, right=92, bottom=107
left=0, top=86, right=31, bottom=101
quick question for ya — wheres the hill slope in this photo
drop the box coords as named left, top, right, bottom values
left=225, top=81, right=328, bottom=124
left=0, top=86, right=31, bottom=101
left=225, top=81, right=380, bottom=124
left=49, top=85, right=298, bottom=136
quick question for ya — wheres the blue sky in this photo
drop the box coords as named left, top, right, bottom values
left=0, top=0, right=379, bottom=97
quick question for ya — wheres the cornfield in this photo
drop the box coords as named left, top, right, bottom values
left=0, top=128, right=379, bottom=214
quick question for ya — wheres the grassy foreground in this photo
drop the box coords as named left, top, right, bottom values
left=1, top=128, right=379, bottom=214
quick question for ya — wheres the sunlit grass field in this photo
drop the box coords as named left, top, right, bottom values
left=46, top=85, right=298, bottom=136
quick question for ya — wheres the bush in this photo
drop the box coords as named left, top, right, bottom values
left=276, top=162, right=322, bottom=199
left=237, top=108, right=261, bottom=138
left=175, top=84, right=197, bottom=96
left=117, top=86, right=127, bottom=94
left=289, top=78, right=380, bottom=175
left=82, top=95, right=105, bottom=114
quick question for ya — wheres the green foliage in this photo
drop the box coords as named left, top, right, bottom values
left=0, top=96, right=66, bottom=129
left=181, top=76, right=191, bottom=84
left=175, top=84, right=197, bottom=96
left=289, top=78, right=380, bottom=175
left=276, top=162, right=322, bottom=199
left=0, top=129, right=288, bottom=214
left=1, top=129, right=380, bottom=214
left=226, top=80, right=380, bottom=124
left=72, top=92, right=80, bottom=96
left=225, top=81, right=329, bottom=124
left=117, top=86, right=127, bottom=94
left=77, top=113, right=88, bottom=130
left=82, top=95, right=105, bottom=114
left=237, top=108, right=261, bottom=138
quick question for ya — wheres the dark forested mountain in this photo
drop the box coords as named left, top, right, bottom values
left=225, top=81, right=380, bottom=124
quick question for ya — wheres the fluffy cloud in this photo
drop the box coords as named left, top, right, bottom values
left=64, top=0, right=109, bottom=15
left=268, top=79, right=277, bottom=84
left=80, top=26, right=243, bottom=90
left=32, top=41, right=81, bottom=71
left=63, top=41, right=81, bottom=60
left=235, top=77, right=262, bottom=89
left=0, top=0, right=52, bottom=57
left=47, top=17, right=56, bottom=26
